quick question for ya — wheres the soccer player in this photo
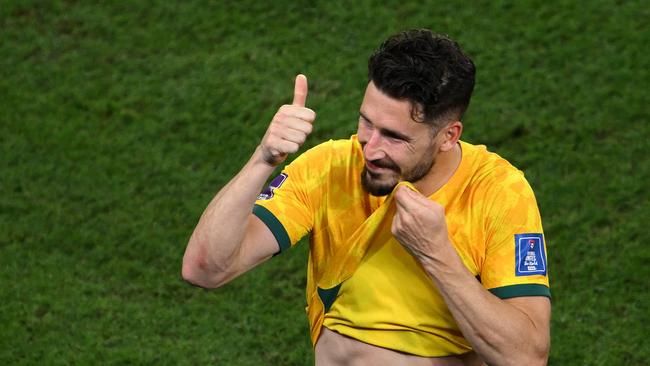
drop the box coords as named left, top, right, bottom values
left=182, top=29, right=551, bottom=365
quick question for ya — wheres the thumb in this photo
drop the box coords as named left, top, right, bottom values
left=395, top=184, right=422, bottom=207
left=292, top=74, right=308, bottom=107
left=394, top=185, right=411, bottom=208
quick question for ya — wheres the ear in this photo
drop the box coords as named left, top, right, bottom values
left=439, top=121, right=463, bottom=152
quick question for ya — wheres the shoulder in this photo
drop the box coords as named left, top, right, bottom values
left=461, top=141, right=538, bottom=210
left=463, top=141, right=531, bottom=188
left=287, top=135, right=363, bottom=173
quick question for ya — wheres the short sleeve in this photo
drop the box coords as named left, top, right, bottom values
left=480, top=171, right=551, bottom=299
left=253, top=142, right=330, bottom=254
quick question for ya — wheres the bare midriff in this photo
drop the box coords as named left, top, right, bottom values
left=315, top=327, right=485, bottom=366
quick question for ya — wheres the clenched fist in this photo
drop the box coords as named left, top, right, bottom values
left=259, top=74, right=316, bottom=166
left=391, top=185, right=451, bottom=264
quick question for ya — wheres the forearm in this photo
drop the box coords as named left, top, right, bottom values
left=421, top=244, right=549, bottom=366
left=183, top=74, right=315, bottom=288
left=183, top=147, right=275, bottom=287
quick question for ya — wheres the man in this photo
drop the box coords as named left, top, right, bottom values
left=182, top=29, right=551, bottom=365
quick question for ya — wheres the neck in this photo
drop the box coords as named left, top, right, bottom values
left=414, top=142, right=462, bottom=197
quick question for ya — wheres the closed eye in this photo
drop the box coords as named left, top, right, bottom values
left=383, top=130, right=408, bottom=142
left=359, top=112, right=412, bottom=143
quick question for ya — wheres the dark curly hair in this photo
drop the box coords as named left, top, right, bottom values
left=368, top=29, right=475, bottom=127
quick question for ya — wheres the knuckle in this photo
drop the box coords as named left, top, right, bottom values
left=273, top=113, right=284, bottom=123
left=267, top=124, right=280, bottom=136
left=296, top=134, right=306, bottom=145
left=287, top=144, right=299, bottom=154
left=433, top=205, right=444, bottom=215
left=393, top=220, right=403, bottom=232
left=401, top=215, right=412, bottom=226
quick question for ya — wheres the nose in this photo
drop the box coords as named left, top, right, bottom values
left=362, top=130, right=385, bottom=161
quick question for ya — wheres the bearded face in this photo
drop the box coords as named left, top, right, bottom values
left=360, top=140, right=437, bottom=196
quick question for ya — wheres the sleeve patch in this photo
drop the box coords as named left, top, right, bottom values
left=515, top=233, right=547, bottom=276
left=258, top=173, right=288, bottom=200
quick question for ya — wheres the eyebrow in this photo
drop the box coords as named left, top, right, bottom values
left=359, top=111, right=413, bottom=142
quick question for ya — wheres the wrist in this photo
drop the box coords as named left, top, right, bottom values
left=420, top=239, right=465, bottom=279
left=251, top=146, right=281, bottom=171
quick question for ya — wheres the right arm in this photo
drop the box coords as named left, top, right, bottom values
left=182, top=74, right=315, bottom=288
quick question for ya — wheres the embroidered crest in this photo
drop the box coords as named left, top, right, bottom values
left=257, top=173, right=288, bottom=200
left=515, top=233, right=547, bottom=276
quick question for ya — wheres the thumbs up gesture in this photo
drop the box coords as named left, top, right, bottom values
left=259, top=74, right=316, bottom=166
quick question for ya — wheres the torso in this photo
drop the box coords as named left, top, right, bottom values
left=315, top=327, right=485, bottom=366
left=255, top=136, right=547, bottom=354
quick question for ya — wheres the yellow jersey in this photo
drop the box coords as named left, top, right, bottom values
left=253, top=135, right=550, bottom=356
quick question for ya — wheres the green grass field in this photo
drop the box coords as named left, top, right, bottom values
left=1, top=1, right=648, bottom=364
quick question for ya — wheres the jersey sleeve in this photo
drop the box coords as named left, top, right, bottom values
left=480, top=170, right=551, bottom=299
left=253, top=142, right=330, bottom=254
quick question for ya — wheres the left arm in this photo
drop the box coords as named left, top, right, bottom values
left=392, top=186, right=550, bottom=366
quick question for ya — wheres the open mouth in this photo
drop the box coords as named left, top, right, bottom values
left=365, top=160, right=383, bottom=172
left=365, top=159, right=398, bottom=174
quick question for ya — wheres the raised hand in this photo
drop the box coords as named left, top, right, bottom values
left=259, top=74, right=316, bottom=166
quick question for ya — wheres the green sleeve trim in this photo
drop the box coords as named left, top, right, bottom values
left=252, top=204, right=291, bottom=254
left=489, top=284, right=551, bottom=299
